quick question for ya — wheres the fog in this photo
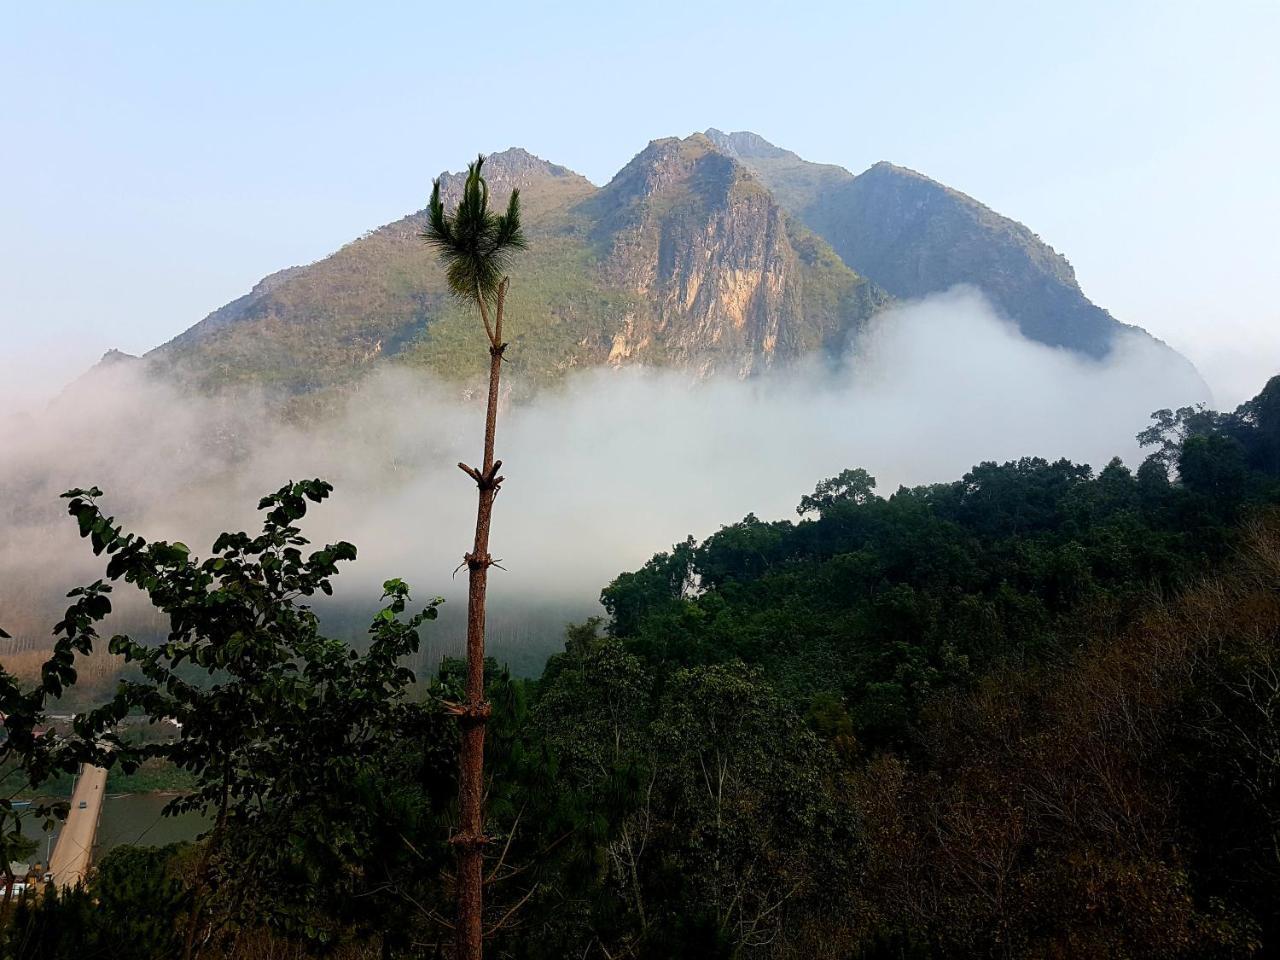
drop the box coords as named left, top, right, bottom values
left=0, top=288, right=1208, bottom=670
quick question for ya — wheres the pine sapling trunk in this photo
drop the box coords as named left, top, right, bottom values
left=422, top=154, right=525, bottom=960
left=451, top=280, right=509, bottom=960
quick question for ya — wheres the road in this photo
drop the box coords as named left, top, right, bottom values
left=48, top=763, right=107, bottom=888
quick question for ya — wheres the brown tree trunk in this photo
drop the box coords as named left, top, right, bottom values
left=451, top=281, right=509, bottom=960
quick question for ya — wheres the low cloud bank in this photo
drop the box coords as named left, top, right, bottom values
left=0, top=288, right=1208, bottom=664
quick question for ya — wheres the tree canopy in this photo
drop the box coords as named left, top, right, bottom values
left=4, top=376, right=1280, bottom=958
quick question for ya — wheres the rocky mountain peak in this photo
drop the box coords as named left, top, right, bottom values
left=435, top=147, right=591, bottom=206
left=703, top=128, right=796, bottom=160
left=97, top=348, right=140, bottom=367
left=602, top=134, right=721, bottom=200
left=582, top=134, right=878, bottom=377
left=143, top=129, right=1197, bottom=394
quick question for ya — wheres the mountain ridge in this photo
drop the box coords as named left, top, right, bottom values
left=704, top=129, right=1154, bottom=358
left=142, top=130, right=1196, bottom=397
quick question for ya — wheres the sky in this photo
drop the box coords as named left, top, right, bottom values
left=1, top=0, right=1277, bottom=408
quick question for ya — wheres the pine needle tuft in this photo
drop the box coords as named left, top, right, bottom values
left=422, top=155, right=527, bottom=307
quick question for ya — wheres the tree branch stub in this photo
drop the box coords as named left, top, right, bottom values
left=449, top=831, right=491, bottom=850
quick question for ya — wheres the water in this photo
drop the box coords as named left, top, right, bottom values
left=96, top=792, right=209, bottom=852
left=19, top=792, right=208, bottom=870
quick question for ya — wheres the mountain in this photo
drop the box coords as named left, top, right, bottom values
left=704, top=128, right=1143, bottom=357
left=145, top=131, right=1191, bottom=395
left=576, top=133, right=885, bottom=375
left=151, top=150, right=602, bottom=392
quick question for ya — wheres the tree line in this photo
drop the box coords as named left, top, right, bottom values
left=1, top=374, right=1276, bottom=958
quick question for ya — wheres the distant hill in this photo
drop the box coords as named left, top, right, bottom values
left=143, top=130, right=1193, bottom=395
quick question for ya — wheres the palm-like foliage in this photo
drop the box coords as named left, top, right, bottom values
left=420, top=153, right=529, bottom=959
left=422, top=154, right=527, bottom=307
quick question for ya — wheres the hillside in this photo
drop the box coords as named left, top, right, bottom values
left=144, top=131, right=1192, bottom=395
left=577, top=133, right=886, bottom=375
left=149, top=149, right=606, bottom=392
left=706, top=128, right=1152, bottom=356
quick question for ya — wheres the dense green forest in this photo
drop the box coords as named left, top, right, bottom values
left=3, top=375, right=1279, bottom=959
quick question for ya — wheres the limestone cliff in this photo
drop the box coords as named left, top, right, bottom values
left=581, top=134, right=883, bottom=376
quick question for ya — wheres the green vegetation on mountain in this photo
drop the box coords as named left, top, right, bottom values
left=140, top=131, right=1184, bottom=398
left=150, top=139, right=884, bottom=397
left=150, top=155, right=602, bottom=393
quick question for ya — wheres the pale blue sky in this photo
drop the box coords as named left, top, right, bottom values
left=2, top=0, right=1277, bottom=405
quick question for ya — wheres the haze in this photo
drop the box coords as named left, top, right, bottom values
left=0, top=290, right=1207, bottom=665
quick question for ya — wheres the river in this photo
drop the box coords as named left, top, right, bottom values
left=21, top=792, right=209, bottom=868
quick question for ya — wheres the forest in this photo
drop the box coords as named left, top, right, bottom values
left=1, top=372, right=1278, bottom=959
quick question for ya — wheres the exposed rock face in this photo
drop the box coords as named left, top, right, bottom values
left=819, top=162, right=1126, bottom=356
left=96, top=348, right=141, bottom=368
left=582, top=135, right=880, bottom=376
left=706, top=129, right=1157, bottom=358
left=435, top=148, right=592, bottom=211
left=141, top=130, right=1196, bottom=396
